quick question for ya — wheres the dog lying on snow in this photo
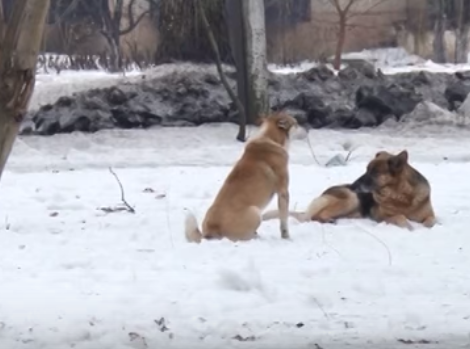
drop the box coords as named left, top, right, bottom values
left=262, top=150, right=436, bottom=230
left=185, top=112, right=307, bottom=243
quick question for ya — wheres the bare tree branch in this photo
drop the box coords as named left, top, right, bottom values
left=119, top=0, right=150, bottom=36
left=343, top=0, right=357, bottom=16
left=197, top=0, right=247, bottom=142
left=346, top=0, right=391, bottom=20
left=54, top=0, right=82, bottom=24
left=328, top=0, right=342, bottom=14
left=105, top=167, right=136, bottom=213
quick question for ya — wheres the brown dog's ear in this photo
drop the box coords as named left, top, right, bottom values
left=254, top=115, right=265, bottom=126
left=277, top=118, right=290, bottom=130
left=388, top=150, right=408, bottom=174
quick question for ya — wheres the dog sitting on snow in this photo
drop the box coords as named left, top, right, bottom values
left=184, top=112, right=306, bottom=243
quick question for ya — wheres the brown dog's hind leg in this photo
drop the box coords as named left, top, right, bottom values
left=224, top=206, right=262, bottom=242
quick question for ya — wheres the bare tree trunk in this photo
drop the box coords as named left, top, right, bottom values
left=241, top=0, right=269, bottom=125
left=414, top=4, right=426, bottom=57
left=104, top=33, right=122, bottom=73
left=454, top=0, right=469, bottom=63
left=455, top=26, right=470, bottom=64
left=0, top=0, right=50, bottom=180
left=225, top=0, right=248, bottom=141
left=333, top=13, right=347, bottom=70
left=432, top=0, right=447, bottom=63
left=198, top=0, right=247, bottom=142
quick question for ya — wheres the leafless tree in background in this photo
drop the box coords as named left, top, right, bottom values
left=0, top=0, right=50, bottom=180
left=226, top=0, right=269, bottom=141
left=51, top=0, right=95, bottom=54
left=326, top=0, right=390, bottom=70
left=88, top=0, right=151, bottom=72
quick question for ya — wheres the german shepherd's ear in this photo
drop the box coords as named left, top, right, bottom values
left=375, top=150, right=388, bottom=158
left=388, top=150, right=408, bottom=174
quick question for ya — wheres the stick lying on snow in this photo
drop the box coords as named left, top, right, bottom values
left=99, top=167, right=136, bottom=214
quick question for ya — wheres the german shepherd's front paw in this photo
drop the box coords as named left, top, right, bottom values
left=384, top=214, right=413, bottom=231
left=422, top=216, right=436, bottom=228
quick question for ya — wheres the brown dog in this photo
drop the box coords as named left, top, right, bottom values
left=263, top=150, right=436, bottom=230
left=185, top=112, right=304, bottom=243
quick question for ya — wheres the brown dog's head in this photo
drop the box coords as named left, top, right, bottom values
left=354, top=150, right=410, bottom=192
left=256, top=112, right=306, bottom=148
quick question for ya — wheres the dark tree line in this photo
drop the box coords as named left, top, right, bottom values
left=32, top=0, right=311, bottom=66
left=428, top=0, right=470, bottom=63
left=407, top=0, right=470, bottom=63
left=47, top=0, right=155, bottom=71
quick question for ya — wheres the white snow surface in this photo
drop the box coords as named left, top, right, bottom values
left=269, top=47, right=470, bottom=75
left=1, top=124, right=470, bottom=349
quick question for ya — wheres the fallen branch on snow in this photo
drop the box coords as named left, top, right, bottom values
left=99, top=167, right=136, bottom=214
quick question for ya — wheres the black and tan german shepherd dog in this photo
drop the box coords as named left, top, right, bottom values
left=262, top=150, right=436, bottom=230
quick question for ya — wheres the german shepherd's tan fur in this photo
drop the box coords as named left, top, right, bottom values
left=263, top=150, right=436, bottom=230
left=185, top=112, right=301, bottom=243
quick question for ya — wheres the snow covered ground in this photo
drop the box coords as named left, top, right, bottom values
left=1, top=47, right=470, bottom=348
left=1, top=124, right=470, bottom=349
left=269, top=47, right=470, bottom=75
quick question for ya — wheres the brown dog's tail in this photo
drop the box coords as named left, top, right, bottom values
left=262, top=196, right=331, bottom=223
left=185, top=212, right=203, bottom=243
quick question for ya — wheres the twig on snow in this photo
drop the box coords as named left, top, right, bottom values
left=354, top=223, right=392, bottom=266
left=100, top=167, right=136, bottom=214
left=306, top=132, right=322, bottom=166
left=344, top=149, right=354, bottom=163
left=311, top=296, right=330, bottom=320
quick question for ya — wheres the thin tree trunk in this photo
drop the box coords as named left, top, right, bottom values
left=225, top=0, right=248, bottom=141
left=241, top=0, right=269, bottom=124
left=454, top=0, right=469, bottom=63
left=0, top=0, right=51, bottom=180
left=198, top=0, right=247, bottom=142
left=432, top=0, right=446, bottom=63
left=111, top=33, right=122, bottom=72
left=102, top=32, right=121, bottom=73
left=455, top=26, right=470, bottom=63
left=333, top=13, right=347, bottom=70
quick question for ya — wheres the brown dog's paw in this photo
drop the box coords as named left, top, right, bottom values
left=281, top=228, right=290, bottom=240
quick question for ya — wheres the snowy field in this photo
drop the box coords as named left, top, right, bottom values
left=1, top=125, right=470, bottom=349
left=1, top=48, right=470, bottom=348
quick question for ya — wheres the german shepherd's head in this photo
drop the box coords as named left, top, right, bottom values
left=354, top=150, right=410, bottom=192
